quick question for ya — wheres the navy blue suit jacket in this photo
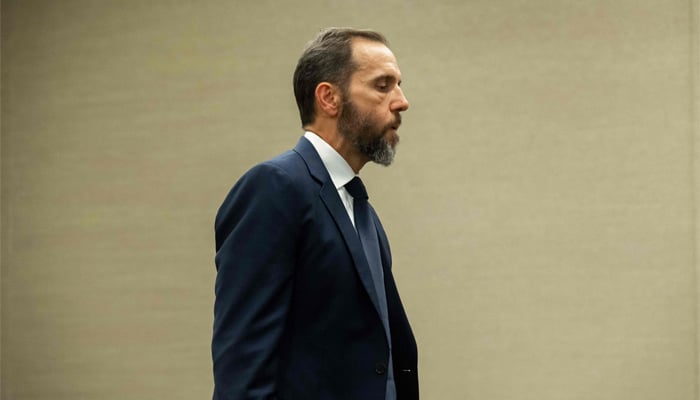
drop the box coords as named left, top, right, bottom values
left=213, top=137, right=418, bottom=400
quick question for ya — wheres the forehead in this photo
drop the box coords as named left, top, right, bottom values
left=349, top=38, right=402, bottom=81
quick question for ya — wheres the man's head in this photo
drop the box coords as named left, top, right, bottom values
left=293, top=28, right=409, bottom=169
left=293, top=28, right=388, bottom=127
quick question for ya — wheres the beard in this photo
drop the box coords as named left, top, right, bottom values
left=337, top=96, right=400, bottom=166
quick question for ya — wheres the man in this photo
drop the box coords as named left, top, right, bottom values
left=213, top=28, right=418, bottom=400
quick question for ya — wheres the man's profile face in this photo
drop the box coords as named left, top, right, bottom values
left=337, top=38, right=409, bottom=166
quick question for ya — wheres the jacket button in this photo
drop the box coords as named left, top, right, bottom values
left=375, top=363, right=387, bottom=375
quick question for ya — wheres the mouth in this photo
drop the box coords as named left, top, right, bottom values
left=389, top=117, right=402, bottom=131
left=386, top=123, right=401, bottom=146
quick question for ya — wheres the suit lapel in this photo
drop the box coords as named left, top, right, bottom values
left=370, top=206, right=392, bottom=272
left=372, top=205, right=417, bottom=368
left=293, top=137, right=383, bottom=317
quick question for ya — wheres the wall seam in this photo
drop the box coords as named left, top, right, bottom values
left=691, top=0, right=700, bottom=399
left=0, top=1, right=5, bottom=397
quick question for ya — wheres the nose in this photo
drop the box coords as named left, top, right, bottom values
left=391, top=86, right=409, bottom=112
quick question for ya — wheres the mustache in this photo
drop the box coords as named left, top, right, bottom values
left=390, top=114, right=402, bottom=129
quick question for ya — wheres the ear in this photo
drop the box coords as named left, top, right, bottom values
left=314, top=82, right=341, bottom=118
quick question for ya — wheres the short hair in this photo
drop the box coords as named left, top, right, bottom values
left=293, top=27, right=388, bottom=127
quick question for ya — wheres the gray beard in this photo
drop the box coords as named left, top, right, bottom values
left=358, top=135, right=395, bottom=166
left=337, top=98, right=398, bottom=166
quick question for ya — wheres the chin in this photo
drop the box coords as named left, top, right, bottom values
left=385, top=130, right=400, bottom=146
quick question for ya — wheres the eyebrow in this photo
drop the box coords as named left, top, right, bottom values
left=372, top=74, right=402, bottom=86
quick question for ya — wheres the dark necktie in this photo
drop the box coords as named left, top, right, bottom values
left=345, top=176, right=396, bottom=400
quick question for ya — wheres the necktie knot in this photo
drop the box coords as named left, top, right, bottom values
left=345, top=176, right=368, bottom=200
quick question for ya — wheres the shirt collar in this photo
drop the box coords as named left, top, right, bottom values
left=304, top=131, right=356, bottom=189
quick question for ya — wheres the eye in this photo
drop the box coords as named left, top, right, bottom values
left=375, top=81, right=391, bottom=92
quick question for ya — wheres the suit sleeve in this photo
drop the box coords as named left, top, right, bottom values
left=212, top=162, right=301, bottom=400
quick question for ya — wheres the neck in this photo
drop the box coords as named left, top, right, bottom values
left=305, top=123, right=368, bottom=174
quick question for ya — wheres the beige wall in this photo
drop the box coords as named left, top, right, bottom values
left=2, top=1, right=698, bottom=399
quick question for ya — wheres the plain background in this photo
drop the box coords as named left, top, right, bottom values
left=2, top=0, right=699, bottom=399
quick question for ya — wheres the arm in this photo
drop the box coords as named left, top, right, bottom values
left=212, top=163, right=300, bottom=400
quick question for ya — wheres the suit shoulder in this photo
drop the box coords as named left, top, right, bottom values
left=232, top=149, right=304, bottom=184
left=215, top=149, right=312, bottom=230
left=226, top=150, right=303, bottom=198
left=260, top=149, right=308, bottom=178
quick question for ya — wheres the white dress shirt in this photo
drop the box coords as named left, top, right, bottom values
left=304, top=131, right=358, bottom=227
